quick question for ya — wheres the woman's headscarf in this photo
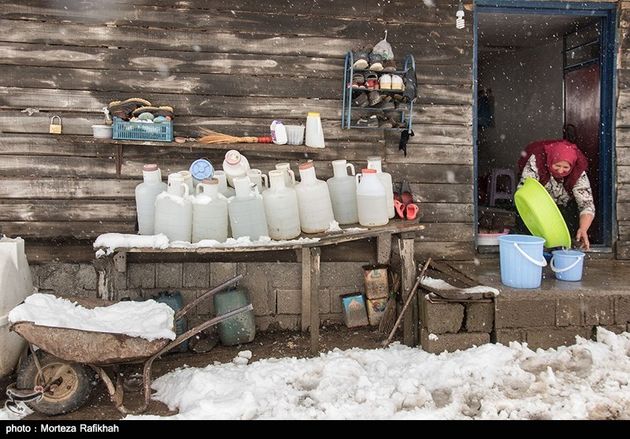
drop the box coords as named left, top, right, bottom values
left=518, top=139, right=589, bottom=193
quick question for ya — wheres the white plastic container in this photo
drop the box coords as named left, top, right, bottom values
left=356, top=169, right=389, bottom=227
left=327, top=159, right=358, bottom=225
left=0, top=237, right=34, bottom=377
left=223, top=150, right=251, bottom=187
left=91, top=124, right=113, bottom=139
left=275, top=163, right=296, bottom=187
left=228, top=177, right=269, bottom=240
left=367, top=156, right=395, bottom=219
left=178, top=170, right=194, bottom=193
left=154, top=173, right=193, bottom=242
left=263, top=170, right=301, bottom=240
left=192, top=178, right=229, bottom=243
left=247, top=169, right=268, bottom=194
left=135, top=164, right=167, bottom=235
left=271, top=120, right=288, bottom=145
left=213, top=170, right=236, bottom=198
left=305, top=112, right=325, bottom=148
left=285, top=125, right=305, bottom=145
left=295, top=162, right=335, bottom=233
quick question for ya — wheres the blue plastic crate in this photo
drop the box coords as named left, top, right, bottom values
left=112, top=117, right=173, bottom=142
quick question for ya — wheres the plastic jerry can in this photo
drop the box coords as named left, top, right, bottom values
left=213, top=287, right=256, bottom=346
left=153, top=291, right=188, bottom=353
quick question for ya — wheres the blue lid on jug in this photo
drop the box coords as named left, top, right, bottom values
left=189, top=159, right=214, bottom=181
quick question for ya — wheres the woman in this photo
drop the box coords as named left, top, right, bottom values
left=517, top=139, right=594, bottom=250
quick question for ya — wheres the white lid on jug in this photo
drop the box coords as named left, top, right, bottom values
left=225, top=150, right=242, bottom=165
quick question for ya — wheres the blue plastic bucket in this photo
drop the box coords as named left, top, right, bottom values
left=550, top=249, right=585, bottom=281
left=498, top=235, right=547, bottom=288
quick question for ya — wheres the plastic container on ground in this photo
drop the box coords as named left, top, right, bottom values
left=213, top=287, right=256, bottom=346
left=263, top=170, right=301, bottom=240
left=498, top=234, right=547, bottom=288
left=154, top=172, right=193, bottom=242
left=550, top=249, right=585, bottom=282
left=327, top=159, right=359, bottom=225
left=135, top=164, right=167, bottom=235
left=295, top=162, right=335, bottom=233
left=0, top=237, right=34, bottom=377
left=228, top=177, right=269, bottom=241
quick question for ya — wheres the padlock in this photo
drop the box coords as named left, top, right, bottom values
left=49, top=115, right=62, bottom=134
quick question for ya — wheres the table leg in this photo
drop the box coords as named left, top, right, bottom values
left=309, top=247, right=321, bottom=355
left=301, top=247, right=311, bottom=332
left=398, top=236, right=417, bottom=346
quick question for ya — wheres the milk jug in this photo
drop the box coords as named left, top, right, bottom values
left=154, top=172, right=193, bottom=242
left=305, top=112, right=325, bottom=148
left=247, top=169, right=268, bottom=194
left=223, top=150, right=250, bottom=187
left=367, top=156, right=394, bottom=219
left=178, top=170, right=194, bottom=193
left=213, top=170, right=236, bottom=198
left=356, top=169, right=389, bottom=227
left=275, top=163, right=296, bottom=187
left=135, top=164, right=167, bottom=235
left=327, top=159, right=358, bottom=225
left=192, top=178, right=229, bottom=243
left=295, top=162, right=334, bottom=233
left=228, top=177, right=269, bottom=240
left=263, top=170, right=301, bottom=240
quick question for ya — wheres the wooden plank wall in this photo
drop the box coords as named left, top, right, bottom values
left=0, top=0, right=471, bottom=262
left=617, top=1, right=630, bottom=258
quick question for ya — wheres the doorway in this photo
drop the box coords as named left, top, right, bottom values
left=473, top=1, right=616, bottom=251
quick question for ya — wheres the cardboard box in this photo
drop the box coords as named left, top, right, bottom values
left=340, top=293, right=369, bottom=328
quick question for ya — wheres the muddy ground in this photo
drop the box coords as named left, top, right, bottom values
left=1, top=324, right=393, bottom=420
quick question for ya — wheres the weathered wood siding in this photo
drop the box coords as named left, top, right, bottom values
left=616, top=1, right=630, bottom=258
left=0, top=0, right=474, bottom=262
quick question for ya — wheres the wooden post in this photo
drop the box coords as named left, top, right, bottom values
left=376, top=232, right=392, bottom=265
left=301, top=247, right=311, bottom=332
left=398, top=234, right=417, bottom=346
left=94, top=255, right=115, bottom=301
left=309, top=247, right=321, bottom=355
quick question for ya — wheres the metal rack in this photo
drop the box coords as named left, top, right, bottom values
left=341, top=51, right=416, bottom=131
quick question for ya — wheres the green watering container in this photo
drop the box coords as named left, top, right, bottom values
left=213, top=287, right=256, bottom=346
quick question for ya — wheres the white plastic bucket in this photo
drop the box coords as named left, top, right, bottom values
left=550, top=249, right=585, bottom=282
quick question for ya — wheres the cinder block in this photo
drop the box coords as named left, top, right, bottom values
left=320, top=262, right=364, bottom=289
left=276, top=314, right=300, bottom=330
left=239, top=264, right=272, bottom=316
left=495, top=298, right=556, bottom=329
left=269, top=263, right=301, bottom=288
left=556, top=297, right=583, bottom=326
left=210, top=262, right=237, bottom=284
left=254, top=315, right=275, bottom=331
left=495, top=329, right=526, bottom=346
left=525, top=326, right=591, bottom=350
left=112, top=270, right=127, bottom=291
left=596, top=325, right=627, bottom=335
left=77, top=264, right=97, bottom=290
left=328, top=287, right=359, bottom=313
left=128, top=263, right=155, bottom=289
left=321, top=313, right=344, bottom=325
left=421, top=298, right=464, bottom=334
left=277, top=289, right=301, bottom=314
left=420, top=329, right=490, bottom=354
left=39, top=264, right=81, bottom=295
left=183, top=263, right=210, bottom=288
left=29, top=265, right=41, bottom=289
left=583, top=296, right=614, bottom=326
left=156, top=263, right=183, bottom=288
left=614, top=296, right=630, bottom=324
left=464, top=302, right=494, bottom=332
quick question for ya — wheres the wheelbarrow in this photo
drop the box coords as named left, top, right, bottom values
left=5, top=274, right=251, bottom=416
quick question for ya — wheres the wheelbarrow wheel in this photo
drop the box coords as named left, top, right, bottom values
left=16, top=352, right=93, bottom=416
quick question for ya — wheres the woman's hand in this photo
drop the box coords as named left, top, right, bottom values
left=576, top=228, right=590, bottom=250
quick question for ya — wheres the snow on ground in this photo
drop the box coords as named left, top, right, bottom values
left=9, top=293, right=175, bottom=341
left=130, top=328, right=630, bottom=420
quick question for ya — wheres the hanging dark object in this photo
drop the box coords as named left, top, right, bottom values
left=399, top=129, right=414, bottom=156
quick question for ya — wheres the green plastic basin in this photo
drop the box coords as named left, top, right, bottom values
left=514, top=178, right=572, bottom=248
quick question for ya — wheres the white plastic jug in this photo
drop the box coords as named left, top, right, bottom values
left=213, top=170, right=236, bottom=198
left=356, top=169, right=389, bottom=227
left=295, top=162, right=335, bottom=233
left=247, top=169, right=268, bottom=194
left=178, top=170, right=194, bottom=194
left=305, top=112, right=325, bottom=148
left=223, top=150, right=251, bottom=187
left=263, top=170, right=301, bottom=240
left=154, top=172, right=193, bottom=242
left=327, top=159, right=358, bottom=225
left=192, top=178, right=229, bottom=243
left=228, top=176, right=269, bottom=240
left=135, top=164, right=167, bottom=235
left=275, top=163, right=296, bottom=187
left=367, top=156, right=395, bottom=219
left=0, top=237, right=34, bottom=377
left=271, top=120, right=288, bottom=145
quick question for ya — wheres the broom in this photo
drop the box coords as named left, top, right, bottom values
left=197, top=128, right=271, bottom=144
left=378, top=271, right=400, bottom=334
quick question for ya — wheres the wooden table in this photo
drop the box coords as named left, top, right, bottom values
left=94, top=220, right=425, bottom=353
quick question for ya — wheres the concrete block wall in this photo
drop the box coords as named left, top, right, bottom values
left=30, top=261, right=367, bottom=331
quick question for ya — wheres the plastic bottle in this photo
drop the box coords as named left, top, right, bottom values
left=366, top=156, right=395, bottom=219
left=270, top=120, right=288, bottom=145
left=275, top=163, right=296, bottom=187
left=263, top=170, right=301, bottom=240
left=222, top=150, right=251, bottom=187
left=327, top=159, right=358, bottom=225
left=295, top=162, right=335, bottom=233
left=192, top=178, right=229, bottom=243
left=213, top=170, right=236, bottom=198
left=305, top=112, right=325, bottom=148
left=154, top=172, right=193, bottom=242
left=228, top=176, right=269, bottom=240
left=135, top=164, right=167, bottom=235
left=356, top=168, right=389, bottom=226
left=178, top=170, right=194, bottom=193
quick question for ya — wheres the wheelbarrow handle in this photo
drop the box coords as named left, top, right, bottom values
left=175, top=274, right=244, bottom=320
